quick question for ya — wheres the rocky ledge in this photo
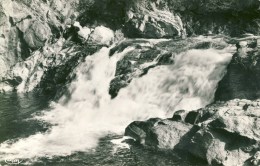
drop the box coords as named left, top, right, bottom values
left=125, top=99, right=260, bottom=166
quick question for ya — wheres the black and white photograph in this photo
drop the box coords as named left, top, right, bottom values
left=0, top=0, right=259, bottom=165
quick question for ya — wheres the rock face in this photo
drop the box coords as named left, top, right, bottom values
left=0, top=0, right=77, bottom=77
left=215, top=36, right=260, bottom=101
left=0, top=38, right=102, bottom=96
left=77, top=0, right=260, bottom=37
left=125, top=99, right=260, bottom=166
left=23, top=21, right=51, bottom=49
left=124, top=0, right=184, bottom=38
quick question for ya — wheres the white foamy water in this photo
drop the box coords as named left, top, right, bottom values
left=0, top=41, right=233, bottom=161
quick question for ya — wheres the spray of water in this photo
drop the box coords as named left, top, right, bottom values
left=0, top=40, right=233, bottom=160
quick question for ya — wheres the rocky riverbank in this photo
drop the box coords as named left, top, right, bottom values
left=125, top=99, right=260, bottom=166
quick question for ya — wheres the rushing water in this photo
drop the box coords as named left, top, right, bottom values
left=0, top=38, right=234, bottom=165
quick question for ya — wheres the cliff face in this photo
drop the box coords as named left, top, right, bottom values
left=0, top=0, right=77, bottom=77
left=178, top=0, right=260, bottom=37
left=78, top=0, right=260, bottom=37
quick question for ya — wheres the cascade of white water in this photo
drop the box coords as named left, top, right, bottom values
left=0, top=40, right=233, bottom=160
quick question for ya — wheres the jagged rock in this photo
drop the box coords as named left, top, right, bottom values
left=125, top=119, right=193, bottom=148
left=0, top=38, right=102, bottom=94
left=124, top=99, right=260, bottom=166
left=0, top=0, right=77, bottom=77
left=124, top=0, right=183, bottom=38
left=24, top=21, right=51, bottom=49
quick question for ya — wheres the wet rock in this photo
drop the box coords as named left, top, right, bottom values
left=125, top=118, right=161, bottom=144
left=170, top=110, right=187, bottom=121
left=184, top=111, right=200, bottom=124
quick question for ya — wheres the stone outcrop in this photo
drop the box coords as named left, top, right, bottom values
left=215, top=35, right=260, bottom=101
left=125, top=99, right=260, bottom=166
left=0, top=0, right=77, bottom=77
left=0, top=38, right=102, bottom=97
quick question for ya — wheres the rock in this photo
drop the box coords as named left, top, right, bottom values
left=0, top=0, right=77, bottom=77
left=125, top=119, right=193, bottom=148
left=251, top=151, right=260, bottom=166
left=0, top=38, right=102, bottom=95
left=215, top=38, right=260, bottom=101
left=209, top=116, right=260, bottom=141
left=170, top=110, right=187, bottom=121
left=124, top=99, right=260, bottom=165
left=184, top=111, right=201, bottom=124
left=148, top=120, right=193, bottom=149
left=24, top=21, right=51, bottom=49
left=125, top=118, right=161, bottom=144
left=89, top=26, right=114, bottom=46
left=124, top=1, right=183, bottom=38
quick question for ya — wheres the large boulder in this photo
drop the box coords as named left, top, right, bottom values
left=88, top=26, right=115, bottom=46
left=125, top=99, right=260, bottom=166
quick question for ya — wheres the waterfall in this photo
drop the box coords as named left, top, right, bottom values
left=0, top=40, right=233, bottom=160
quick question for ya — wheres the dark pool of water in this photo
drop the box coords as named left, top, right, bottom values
left=0, top=92, right=207, bottom=166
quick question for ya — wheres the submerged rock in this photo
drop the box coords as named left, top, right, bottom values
left=125, top=99, right=260, bottom=166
